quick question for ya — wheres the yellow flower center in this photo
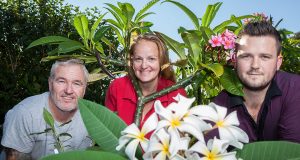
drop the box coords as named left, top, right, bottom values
left=136, top=132, right=145, bottom=141
left=162, top=143, right=170, bottom=157
left=216, top=120, right=224, bottom=127
left=207, top=152, right=216, bottom=160
left=171, top=118, right=181, bottom=128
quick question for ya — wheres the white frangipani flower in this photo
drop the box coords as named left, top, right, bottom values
left=154, top=94, right=211, bottom=143
left=116, top=113, right=158, bottom=160
left=186, top=137, right=237, bottom=160
left=193, top=102, right=249, bottom=149
left=143, top=128, right=189, bottom=160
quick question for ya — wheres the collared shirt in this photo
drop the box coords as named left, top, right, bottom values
left=213, top=71, right=300, bottom=143
left=105, top=76, right=187, bottom=127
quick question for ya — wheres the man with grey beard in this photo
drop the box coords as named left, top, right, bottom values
left=1, top=59, right=92, bottom=160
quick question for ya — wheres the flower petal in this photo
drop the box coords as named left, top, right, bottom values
left=184, top=115, right=212, bottom=132
left=121, top=123, right=140, bottom=136
left=187, top=140, right=209, bottom=156
left=142, top=113, right=158, bottom=134
left=215, top=151, right=237, bottom=160
left=209, top=103, right=227, bottom=120
left=153, top=152, right=167, bottom=160
left=210, top=137, right=230, bottom=154
left=223, top=111, right=239, bottom=126
left=124, top=139, right=140, bottom=160
left=191, top=105, right=218, bottom=122
left=154, top=100, right=173, bottom=121
left=177, top=122, right=205, bottom=142
left=116, top=135, right=132, bottom=151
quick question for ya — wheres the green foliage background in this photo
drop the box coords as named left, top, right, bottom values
left=0, top=0, right=120, bottom=124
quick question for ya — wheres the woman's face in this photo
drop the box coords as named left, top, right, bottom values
left=132, top=39, right=160, bottom=85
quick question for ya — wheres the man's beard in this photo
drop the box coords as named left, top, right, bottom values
left=237, top=70, right=276, bottom=92
left=241, top=78, right=272, bottom=91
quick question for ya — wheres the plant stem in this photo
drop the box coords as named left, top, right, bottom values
left=133, top=69, right=203, bottom=126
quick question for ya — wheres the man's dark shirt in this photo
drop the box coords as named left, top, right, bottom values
left=213, top=71, right=300, bottom=143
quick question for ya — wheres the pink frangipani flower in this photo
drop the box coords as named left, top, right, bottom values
left=209, top=35, right=222, bottom=47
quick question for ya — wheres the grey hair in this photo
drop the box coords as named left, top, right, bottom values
left=49, top=59, right=89, bottom=84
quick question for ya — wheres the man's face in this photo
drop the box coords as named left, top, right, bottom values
left=235, top=35, right=282, bottom=91
left=49, top=65, right=86, bottom=112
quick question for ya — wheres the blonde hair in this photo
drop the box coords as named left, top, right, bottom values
left=129, top=33, right=176, bottom=82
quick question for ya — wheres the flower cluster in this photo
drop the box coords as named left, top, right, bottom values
left=116, top=94, right=249, bottom=160
left=208, top=29, right=237, bottom=64
left=243, top=12, right=269, bottom=24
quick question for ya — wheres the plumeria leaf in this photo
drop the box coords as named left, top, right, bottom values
left=78, top=99, right=127, bottom=156
left=163, top=0, right=199, bottom=29
left=41, top=151, right=127, bottom=160
left=154, top=31, right=186, bottom=59
left=200, top=63, right=224, bottom=77
left=202, top=2, right=222, bottom=27
left=41, top=55, right=96, bottom=63
left=26, top=36, right=71, bottom=49
left=236, top=141, right=300, bottom=160
left=57, top=40, right=83, bottom=54
left=220, top=66, right=244, bottom=96
left=43, top=108, right=54, bottom=128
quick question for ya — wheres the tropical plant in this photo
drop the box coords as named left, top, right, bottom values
left=279, top=29, right=300, bottom=74
left=155, top=1, right=255, bottom=104
left=31, top=109, right=72, bottom=153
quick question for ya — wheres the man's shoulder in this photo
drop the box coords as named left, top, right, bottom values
left=213, top=90, right=231, bottom=106
left=11, top=92, right=49, bottom=113
left=275, top=71, right=300, bottom=90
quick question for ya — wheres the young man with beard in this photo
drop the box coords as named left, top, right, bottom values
left=213, top=21, right=300, bottom=143
left=1, top=59, right=92, bottom=160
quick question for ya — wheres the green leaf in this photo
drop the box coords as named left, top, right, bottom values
left=43, top=108, right=54, bottom=128
left=41, top=55, right=96, bottom=63
left=213, top=15, right=254, bottom=33
left=134, top=0, right=160, bottom=23
left=202, top=2, right=223, bottom=27
left=219, top=66, right=244, bottom=96
left=26, top=36, right=71, bottom=49
left=236, top=141, right=300, bottom=160
left=78, top=99, right=127, bottom=155
left=74, top=16, right=84, bottom=39
left=163, top=0, right=199, bottom=30
left=199, top=26, right=214, bottom=42
left=93, top=26, right=110, bottom=42
left=181, top=31, right=202, bottom=64
left=41, top=151, right=127, bottom=160
left=90, top=13, right=107, bottom=39
left=120, top=3, right=135, bottom=26
left=154, top=31, right=186, bottom=59
left=58, top=40, right=83, bottom=54
left=104, top=3, right=126, bottom=27
left=135, top=12, right=155, bottom=24
left=201, top=63, right=224, bottom=77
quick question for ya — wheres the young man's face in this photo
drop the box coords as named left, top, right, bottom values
left=235, top=35, right=282, bottom=91
left=49, top=65, right=86, bottom=112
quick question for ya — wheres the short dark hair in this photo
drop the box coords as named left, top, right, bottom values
left=237, top=21, right=282, bottom=55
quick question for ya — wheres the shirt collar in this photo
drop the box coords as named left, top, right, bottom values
left=228, top=78, right=282, bottom=108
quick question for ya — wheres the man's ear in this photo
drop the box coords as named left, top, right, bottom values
left=277, top=53, right=283, bottom=70
left=48, top=78, right=52, bottom=91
